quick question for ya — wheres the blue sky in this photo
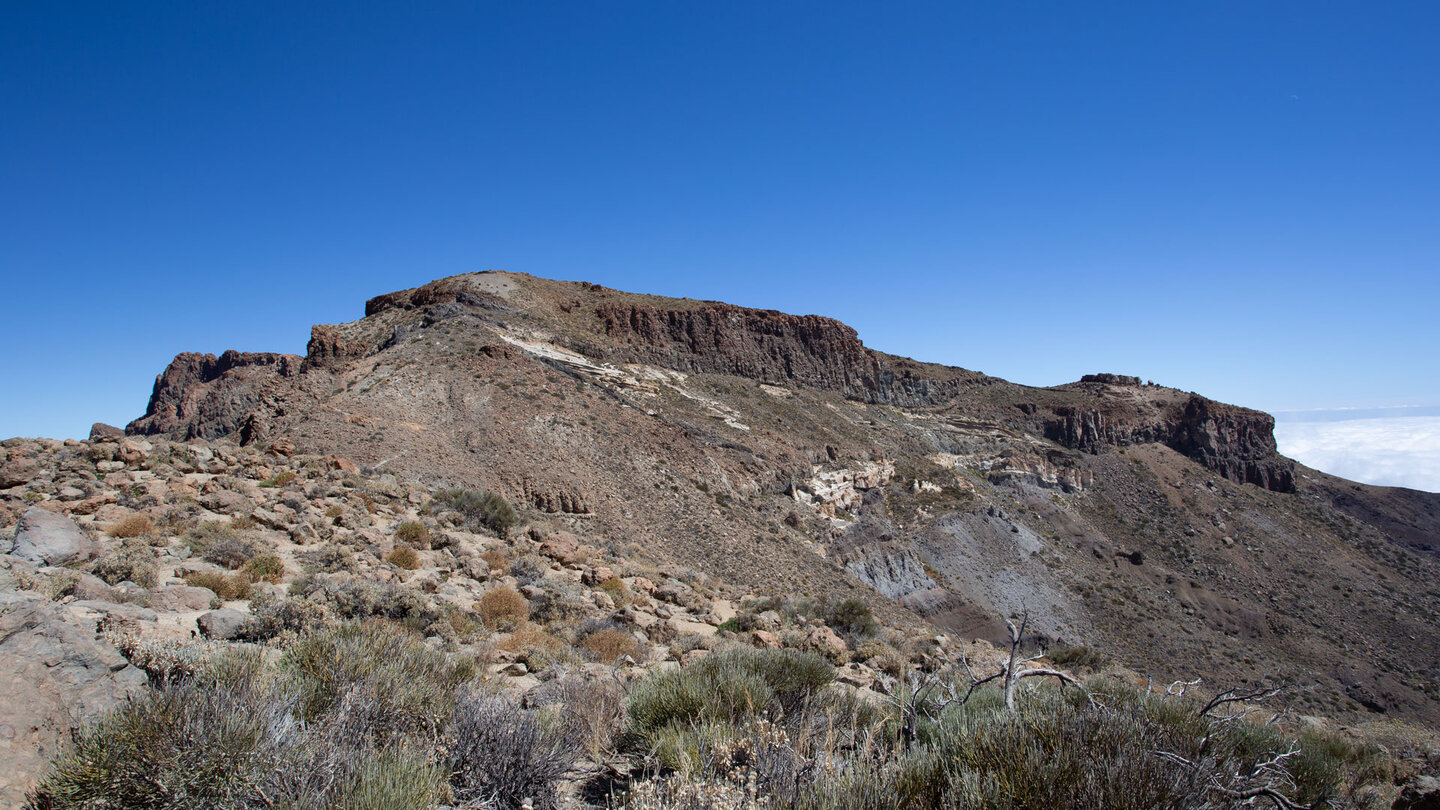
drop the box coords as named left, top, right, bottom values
left=3, top=2, right=1437, bottom=448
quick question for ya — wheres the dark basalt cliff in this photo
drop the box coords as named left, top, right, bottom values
left=588, top=302, right=987, bottom=407
left=1042, top=397, right=1296, bottom=492
left=126, top=350, right=301, bottom=440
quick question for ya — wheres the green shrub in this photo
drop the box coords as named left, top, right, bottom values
left=823, top=597, right=877, bottom=640
left=240, top=553, right=285, bottom=584
left=1046, top=645, right=1112, bottom=671
left=25, top=653, right=282, bottom=810
left=280, top=621, right=466, bottom=744
left=626, top=647, right=834, bottom=747
left=427, top=487, right=517, bottom=537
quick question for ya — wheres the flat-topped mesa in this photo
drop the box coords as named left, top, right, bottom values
left=126, top=350, right=301, bottom=440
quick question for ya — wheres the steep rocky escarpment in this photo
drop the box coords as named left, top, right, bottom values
left=126, top=351, right=301, bottom=440
left=1041, top=394, right=1295, bottom=492
left=589, top=302, right=986, bottom=406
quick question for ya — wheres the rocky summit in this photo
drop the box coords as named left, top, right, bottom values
left=3, top=271, right=1439, bottom=808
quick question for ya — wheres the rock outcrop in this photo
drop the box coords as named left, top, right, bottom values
left=126, top=350, right=301, bottom=440
left=1042, top=395, right=1295, bottom=492
left=0, top=593, right=148, bottom=806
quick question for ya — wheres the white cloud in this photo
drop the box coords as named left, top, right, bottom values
left=1274, top=416, right=1440, bottom=493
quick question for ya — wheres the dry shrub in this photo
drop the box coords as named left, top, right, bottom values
left=561, top=677, right=628, bottom=763
left=599, top=576, right=632, bottom=607
left=202, top=535, right=265, bottom=569
left=92, top=538, right=159, bottom=588
left=477, top=586, right=528, bottom=628
left=499, top=624, right=574, bottom=671
left=479, top=548, right=507, bottom=572
left=449, top=693, right=580, bottom=810
left=394, top=521, right=431, bottom=549
left=325, top=505, right=345, bottom=518
left=184, top=570, right=253, bottom=600
left=106, top=514, right=155, bottom=539
left=580, top=627, right=644, bottom=664
left=387, top=545, right=421, bottom=570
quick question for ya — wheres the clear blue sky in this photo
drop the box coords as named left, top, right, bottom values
left=3, top=2, right=1437, bottom=440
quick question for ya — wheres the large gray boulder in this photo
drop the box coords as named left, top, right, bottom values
left=197, top=607, right=249, bottom=639
left=0, top=592, right=148, bottom=806
left=10, top=507, right=94, bottom=566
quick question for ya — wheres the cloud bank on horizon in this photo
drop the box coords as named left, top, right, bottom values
left=1274, top=412, right=1440, bottom=493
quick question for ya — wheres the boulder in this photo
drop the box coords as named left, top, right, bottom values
left=1395, top=776, right=1440, bottom=810
left=0, top=457, right=39, bottom=488
left=536, top=530, right=581, bottom=564
left=0, top=593, right=148, bottom=806
left=147, top=585, right=217, bottom=612
left=751, top=630, right=782, bottom=649
left=10, top=507, right=94, bottom=566
left=197, top=608, right=249, bottom=640
left=806, top=625, right=849, bottom=662
left=88, top=423, right=125, bottom=440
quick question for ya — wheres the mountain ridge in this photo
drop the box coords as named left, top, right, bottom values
left=116, top=270, right=1440, bottom=722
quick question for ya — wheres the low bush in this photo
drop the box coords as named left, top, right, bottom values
left=386, top=545, right=421, bottom=570
left=257, top=469, right=296, bottom=488
left=236, top=596, right=329, bottom=642
left=308, top=576, right=438, bottom=630
left=626, top=647, right=834, bottom=749
left=183, top=570, right=253, bottom=600
left=106, top=514, right=155, bottom=539
left=202, top=536, right=265, bottom=570
left=240, top=553, right=285, bottom=584
left=394, top=521, right=432, bottom=549
left=823, top=597, right=877, bottom=640
left=598, top=576, right=632, bottom=606
left=580, top=626, right=645, bottom=663
left=477, top=587, right=529, bottom=628
left=448, top=693, right=580, bottom=810
left=281, top=621, right=467, bottom=745
left=480, top=548, right=508, bottom=572
left=25, top=652, right=285, bottom=810
left=1045, top=644, right=1111, bottom=671
left=427, top=487, right=517, bottom=538
left=92, top=538, right=159, bottom=589
left=300, top=544, right=354, bottom=573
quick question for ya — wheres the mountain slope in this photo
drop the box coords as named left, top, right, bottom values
left=127, top=271, right=1440, bottom=721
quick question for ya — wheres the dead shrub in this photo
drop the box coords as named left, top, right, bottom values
left=202, top=535, right=265, bottom=569
left=387, top=545, right=422, bottom=570
left=580, top=627, right=644, bottom=664
left=394, top=521, right=432, bottom=549
left=106, top=514, right=155, bottom=539
left=184, top=570, right=253, bottom=600
left=479, top=548, right=508, bottom=572
left=477, top=586, right=528, bottom=628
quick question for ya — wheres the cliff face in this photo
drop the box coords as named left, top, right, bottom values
left=585, top=302, right=986, bottom=407
left=1042, top=396, right=1296, bottom=492
left=126, top=350, right=301, bottom=440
